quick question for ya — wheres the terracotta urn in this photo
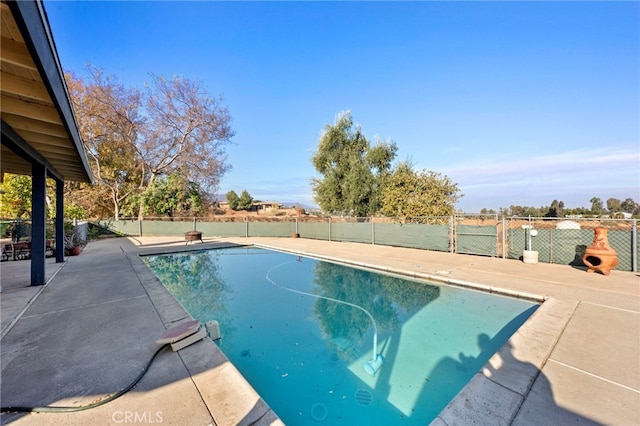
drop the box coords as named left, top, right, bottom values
left=67, top=245, right=81, bottom=256
left=582, top=228, right=618, bottom=275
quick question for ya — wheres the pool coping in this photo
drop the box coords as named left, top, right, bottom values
left=131, top=242, right=284, bottom=426
left=137, top=241, right=568, bottom=425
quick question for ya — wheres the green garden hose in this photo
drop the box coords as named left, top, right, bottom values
left=1, top=344, right=169, bottom=413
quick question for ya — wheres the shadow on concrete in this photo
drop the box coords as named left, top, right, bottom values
left=569, top=244, right=589, bottom=271
left=435, top=307, right=599, bottom=425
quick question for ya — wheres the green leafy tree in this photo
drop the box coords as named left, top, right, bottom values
left=545, top=200, right=565, bottom=218
left=620, top=198, right=638, bottom=214
left=311, top=111, right=397, bottom=216
left=0, top=174, right=33, bottom=218
left=142, top=171, right=203, bottom=218
left=237, top=190, right=254, bottom=211
left=379, top=162, right=461, bottom=221
left=226, top=190, right=240, bottom=210
left=606, top=198, right=621, bottom=213
left=590, top=197, right=604, bottom=216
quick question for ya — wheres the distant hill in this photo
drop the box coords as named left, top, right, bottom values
left=213, top=194, right=317, bottom=210
left=278, top=201, right=318, bottom=210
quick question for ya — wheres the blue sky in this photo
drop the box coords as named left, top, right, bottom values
left=45, top=1, right=639, bottom=212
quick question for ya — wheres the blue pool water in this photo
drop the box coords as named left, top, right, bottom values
left=143, top=247, right=537, bottom=425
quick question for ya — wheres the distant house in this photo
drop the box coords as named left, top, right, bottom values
left=612, top=212, right=633, bottom=219
left=218, top=200, right=283, bottom=212
left=253, top=201, right=282, bottom=211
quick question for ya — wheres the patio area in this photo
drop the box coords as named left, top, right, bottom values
left=1, top=236, right=638, bottom=425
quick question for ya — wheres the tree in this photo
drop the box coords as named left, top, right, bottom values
left=311, top=111, right=397, bottom=216
left=606, top=198, right=621, bottom=213
left=237, top=190, right=254, bottom=211
left=0, top=174, right=33, bottom=218
left=66, top=66, right=234, bottom=220
left=142, top=171, right=203, bottom=218
left=379, top=162, right=461, bottom=220
left=226, top=190, right=239, bottom=210
left=590, top=197, right=604, bottom=216
left=620, top=198, right=638, bottom=214
left=545, top=200, right=565, bottom=218
left=66, top=67, right=143, bottom=220
left=140, top=74, right=234, bottom=197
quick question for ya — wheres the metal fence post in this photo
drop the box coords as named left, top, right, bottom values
left=371, top=217, right=375, bottom=245
left=494, top=213, right=499, bottom=258
left=450, top=215, right=455, bottom=253
left=502, top=216, right=506, bottom=259
left=193, top=217, right=196, bottom=231
left=328, top=217, right=332, bottom=241
left=138, top=218, right=142, bottom=237
left=245, top=216, right=249, bottom=238
left=295, top=217, right=299, bottom=235
left=633, top=219, right=637, bottom=272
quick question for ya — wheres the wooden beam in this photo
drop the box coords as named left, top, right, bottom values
left=1, top=70, right=51, bottom=103
left=0, top=147, right=32, bottom=176
left=1, top=2, right=24, bottom=43
left=24, top=146, right=79, bottom=162
left=0, top=36, right=37, bottom=70
left=13, top=128, right=72, bottom=148
left=1, top=119, right=64, bottom=181
left=1, top=95, right=61, bottom=124
left=1, top=112, right=68, bottom=137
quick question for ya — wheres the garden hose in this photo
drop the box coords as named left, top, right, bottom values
left=0, top=344, right=169, bottom=413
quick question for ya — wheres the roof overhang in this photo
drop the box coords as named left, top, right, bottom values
left=1, top=0, right=93, bottom=184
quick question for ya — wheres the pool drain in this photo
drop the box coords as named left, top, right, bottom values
left=355, top=389, right=373, bottom=406
left=310, top=403, right=327, bottom=422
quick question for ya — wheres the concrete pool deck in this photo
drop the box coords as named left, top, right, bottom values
left=1, top=236, right=638, bottom=425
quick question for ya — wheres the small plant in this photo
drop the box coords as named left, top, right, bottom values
left=87, top=225, right=100, bottom=241
left=63, top=221, right=84, bottom=255
left=64, top=232, right=81, bottom=248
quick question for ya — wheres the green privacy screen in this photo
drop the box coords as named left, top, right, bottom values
left=248, top=221, right=295, bottom=237
left=103, top=218, right=634, bottom=271
left=456, top=225, right=497, bottom=256
left=374, top=223, right=450, bottom=251
left=298, top=222, right=330, bottom=240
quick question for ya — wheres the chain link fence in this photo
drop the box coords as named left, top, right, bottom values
left=103, top=215, right=638, bottom=272
left=505, top=217, right=636, bottom=271
left=454, top=214, right=498, bottom=257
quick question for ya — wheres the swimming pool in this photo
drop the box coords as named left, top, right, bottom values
left=143, top=247, right=538, bottom=424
